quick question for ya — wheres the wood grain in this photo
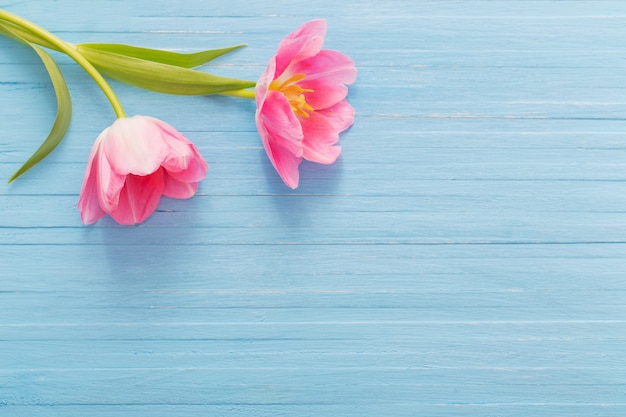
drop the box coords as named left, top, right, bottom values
left=1, top=1, right=626, bottom=416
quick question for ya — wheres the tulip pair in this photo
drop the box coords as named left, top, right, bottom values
left=78, top=19, right=356, bottom=224
left=1, top=12, right=356, bottom=224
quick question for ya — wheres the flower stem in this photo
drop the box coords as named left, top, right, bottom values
left=0, top=9, right=126, bottom=118
left=219, top=88, right=256, bottom=100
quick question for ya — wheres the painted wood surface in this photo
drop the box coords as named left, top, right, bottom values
left=1, top=1, right=626, bottom=415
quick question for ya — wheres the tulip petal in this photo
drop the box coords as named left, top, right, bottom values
left=293, top=50, right=357, bottom=110
left=258, top=89, right=304, bottom=157
left=296, top=50, right=357, bottom=84
left=274, top=19, right=327, bottom=76
left=163, top=148, right=208, bottom=183
left=301, top=111, right=342, bottom=164
left=316, top=99, right=356, bottom=133
left=109, top=169, right=164, bottom=225
left=255, top=59, right=274, bottom=106
left=265, top=139, right=302, bottom=189
left=97, top=145, right=126, bottom=213
left=101, top=116, right=169, bottom=176
left=154, top=120, right=208, bottom=183
left=163, top=173, right=198, bottom=199
left=166, top=155, right=208, bottom=184
left=77, top=143, right=106, bottom=224
left=285, top=19, right=327, bottom=43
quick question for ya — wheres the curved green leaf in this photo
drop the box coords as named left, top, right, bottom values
left=0, top=20, right=59, bottom=51
left=76, top=45, right=255, bottom=95
left=77, top=43, right=246, bottom=68
left=8, top=43, right=72, bottom=183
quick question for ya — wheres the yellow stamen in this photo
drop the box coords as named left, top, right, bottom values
left=269, top=73, right=314, bottom=118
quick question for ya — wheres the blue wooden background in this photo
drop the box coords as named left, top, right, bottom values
left=2, top=1, right=626, bottom=416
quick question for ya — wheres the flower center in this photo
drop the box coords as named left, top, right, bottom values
left=269, top=73, right=314, bottom=118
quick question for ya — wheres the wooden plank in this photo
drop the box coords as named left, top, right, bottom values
left=1, top=0, right=626, bottom=416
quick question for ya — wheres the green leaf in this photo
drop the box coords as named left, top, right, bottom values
left=8, top=43, right=72, bottom=183
left=77, top=43, right=246, bottom=68
left=0, top=21, right=59, bottom=51
left=76, top=45, right=255, bottom=95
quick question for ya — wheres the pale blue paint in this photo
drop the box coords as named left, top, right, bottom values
left=1, top=1, right=626, bottom=416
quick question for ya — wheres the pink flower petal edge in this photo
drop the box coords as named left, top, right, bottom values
left=255, top=18, right=357, bottom=189
left=77, top=115, right=208, bottom=225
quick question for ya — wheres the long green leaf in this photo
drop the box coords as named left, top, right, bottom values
left=8, top=43, right=72, bottom=183
left=0, top=20, right=58, bottom=51
left=76, top=45, right=255, bottom=95
left=77, top=43, right=246, bottom=68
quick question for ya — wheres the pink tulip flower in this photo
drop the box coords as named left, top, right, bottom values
left=255, top=19, right=357, bottom=188
left=77, top=115, right=208, bottom=225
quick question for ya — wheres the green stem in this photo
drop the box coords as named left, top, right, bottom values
left=219, top=88, right=256, bottom=99
left=0, top=9, right=125, bottom=118
left=0, top=21, right=57, bottom=50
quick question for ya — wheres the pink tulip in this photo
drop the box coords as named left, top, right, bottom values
left=255, top=19, right=357, bottom=188
left=77, top=115, right=208, bottom=225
